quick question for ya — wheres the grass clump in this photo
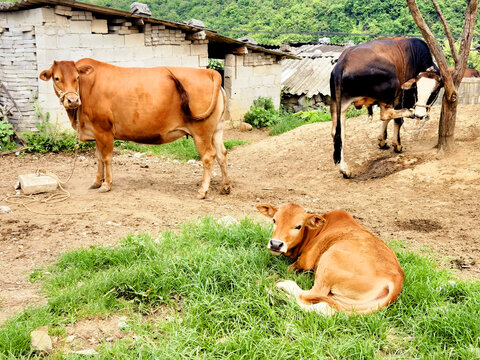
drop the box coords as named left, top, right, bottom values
left=0, top=120, right=17, bottom=152
left=1, top=219, right=479, bottom=359
left=115, top=138, right=248, bottom=161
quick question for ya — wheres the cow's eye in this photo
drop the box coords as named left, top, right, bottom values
left=273, top=218, right=276, bottom=224
left=54, top=77, right=60, bottom=82
left=295, top=225, right=302, bottom=230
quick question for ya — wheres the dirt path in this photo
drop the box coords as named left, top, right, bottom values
left=1, top=105, right=479, bottom=324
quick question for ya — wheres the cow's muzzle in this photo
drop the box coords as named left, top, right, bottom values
left=268, top=239, right=285, bottom=254
left=64, top=95, right=81, bottom=109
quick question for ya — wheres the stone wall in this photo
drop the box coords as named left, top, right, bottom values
left=224, top=52, right=281, bottom=125
left=0, top=6, right=209, bottom=131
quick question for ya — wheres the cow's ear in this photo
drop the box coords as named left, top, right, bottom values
left=78, top=65, right=94, bottom=76
left=256, top=204, right=278, bottom=218
left=401, top=78, right=416, bottom=90
left=39, top=68, right=52, bottom=81
left=305, top=214, right=326, bottom=229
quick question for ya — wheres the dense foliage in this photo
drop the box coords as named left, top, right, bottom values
left=81, top=0, right=480, bottom=45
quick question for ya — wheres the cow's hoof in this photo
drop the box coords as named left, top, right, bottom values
left=97, top=184, right=111, bottom=193
left=220, top=184, right=231, bottom=195
left=88, top=183, right=102, bottom=189
left=276, top=280, right=298, bottom=297
left=378, top=142, right=390, bottom=150
left=197, top=191, right=207, bottom=200
left=393, top=145, right=403, bottom=153
left=341, top=170, right=352, bottom=179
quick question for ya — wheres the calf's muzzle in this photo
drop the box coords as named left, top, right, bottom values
left=268, top=239, right=284, bottom=252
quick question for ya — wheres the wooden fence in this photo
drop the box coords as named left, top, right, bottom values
left=434, top=78, right=480, bottom=105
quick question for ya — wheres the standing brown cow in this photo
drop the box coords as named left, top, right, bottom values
left=40, top=59, right=230, bottom=199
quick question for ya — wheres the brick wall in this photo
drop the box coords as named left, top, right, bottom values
left=0, top=6, right=209, bottom=131
left=224, top=52, right=282, bottom=125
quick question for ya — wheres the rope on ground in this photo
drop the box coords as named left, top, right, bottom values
left=4, top=143, right=96, bottom=216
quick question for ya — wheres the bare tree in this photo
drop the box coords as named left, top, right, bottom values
left=406, top=0, right=479, bottom=151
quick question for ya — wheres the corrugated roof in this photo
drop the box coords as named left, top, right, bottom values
left=281, top=44, right=346, bottom=97
left=0, top=0, right=296, bottom=59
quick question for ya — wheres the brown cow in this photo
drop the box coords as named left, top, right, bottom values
left=449, top=67, right=480, bottom=78
left=257, top=203, right=404, bottom=315
left=40, top=59, right=230, bottom=198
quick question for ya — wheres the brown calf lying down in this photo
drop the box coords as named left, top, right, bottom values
left=257, top=203, right=404, bottom=315
left=40, top=59, right=229, bottom=199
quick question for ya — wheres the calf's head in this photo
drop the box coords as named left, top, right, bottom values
left=40, top=61, right=93, bottom=110
left=257, top=203, right=325, bottom=256
left=401, top=66, right=443, bottom=119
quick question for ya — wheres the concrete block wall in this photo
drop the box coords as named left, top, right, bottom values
left=1, top=6, right=209, bottom=131
left=434, top=78, right=480, bottom=106
left=224, top=52, right=281, bottom=125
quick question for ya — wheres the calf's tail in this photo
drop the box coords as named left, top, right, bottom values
left=169, top=70, right=222, bottom=121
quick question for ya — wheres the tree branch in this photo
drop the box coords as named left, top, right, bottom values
left=431, top=0, right=458, bottom=64
left=456, top=0, right=479, bottom=85
left=406, top=0, right=455, bottom=99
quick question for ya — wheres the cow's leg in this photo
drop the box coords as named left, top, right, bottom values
left=89, top=143, right=104, bottom=189
left=276, top=280, right=335, bottom=315
left=193, top=135, right=216, bottom=199
left=212, top=121, right=231, bottom=195
left=95, top=134, right=114, bottom=193
left=378, top=119, right=390, bottom=149
left=392, top=118, right=404, bottom=153
left=337, top=104, right=350, bottom=178
left=380, top=104, right=412, bottom=121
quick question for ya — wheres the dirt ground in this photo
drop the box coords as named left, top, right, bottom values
left=1, top=105, right=480, bottom=324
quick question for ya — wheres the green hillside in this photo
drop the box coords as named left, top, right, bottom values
left=82, top=0, right=479, bottom=45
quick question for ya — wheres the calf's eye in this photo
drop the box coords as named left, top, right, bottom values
left=54, top=77, right=60, bottom=82
left=273, top=219, right=276, bottom=224
left=295, top=225, right=302, bottom=230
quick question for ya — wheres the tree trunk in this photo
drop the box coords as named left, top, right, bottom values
left=437, top=93, right=458, bottom=151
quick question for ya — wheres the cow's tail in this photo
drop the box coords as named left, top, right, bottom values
left=303, top=279, right=403, bottom=315
left=169, top=70, right=222, bottom=121
left=333, top=69, right=343, bottom=164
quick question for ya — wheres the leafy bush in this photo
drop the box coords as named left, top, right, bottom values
left=243, top=97, right=279, bottom=128
left=207, top=58, right=224, bottom=71
left=22, top=113, right=94, bottom=153
left=0, top=120, right=16, bottom=151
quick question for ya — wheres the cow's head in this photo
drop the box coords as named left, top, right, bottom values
left=257, top=203, right=325, bottom=256
left=401, top=66, right=443, bottom=119
left=39, top=61, right=94, bottom=110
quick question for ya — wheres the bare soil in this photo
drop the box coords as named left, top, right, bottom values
left=1, top=105, right=480, bottom=324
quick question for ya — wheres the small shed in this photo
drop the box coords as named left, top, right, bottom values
left=280, top=43, right=347, bottom=112
left=0, top=0, right=294, bottom=131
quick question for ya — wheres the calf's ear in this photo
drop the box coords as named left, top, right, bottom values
left=78, top=65, right=94, bottom=76
left=39, top=68, right=52, bottom=81
left=305, top=214, right=326, bottom=229
left=401, top=78, right=416, bottom=90
left=256, top=204, right=278, bottom=218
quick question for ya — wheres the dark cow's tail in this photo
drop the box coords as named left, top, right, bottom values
left=333, top=69, right=343, bottom=164
left=169, top=70, right=221, bottom=121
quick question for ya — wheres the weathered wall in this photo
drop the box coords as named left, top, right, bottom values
left=224, top=52, right=281, bottom=125
left=1, top=5, right=209, bottom=131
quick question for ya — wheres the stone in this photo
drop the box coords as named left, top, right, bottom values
left=31, top=326, right=53, bottom=352
left=130, top=2, right=152, bottom=16
left=186, top=19, right=205, bottom=28
left=91, top=19, right=108, bottom=34
left=0, top=206, right=11, bottom=213
left=239, top=122, right=253, bottom=132
left=18, top=173, right=58, bottom=195
left=217, top=216, right=239, bottom=227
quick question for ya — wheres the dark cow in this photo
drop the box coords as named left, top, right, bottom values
left=330, top=37, right=443, bottom=178
left=40, top=59, right=230, bottom=199
left=449, top=67, right=480, bottom=78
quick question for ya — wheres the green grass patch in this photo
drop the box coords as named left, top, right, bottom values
left=1, top=219, right=479, bottom=359
left=114, top=138, right=248, bottom=161
left=269, top=106, right=368, bottom=136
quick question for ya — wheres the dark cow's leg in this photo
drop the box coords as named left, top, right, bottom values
left=89, top=143, right=104, bottom=189
left=193, top=135, right=216, bottom=199
left=95, top=133, right=114, bottom=193
left=392, top=118, right=404, bottom=153
left=368, top=105, right=374, bottom=120
left=378, top=119, right=390, bottom=149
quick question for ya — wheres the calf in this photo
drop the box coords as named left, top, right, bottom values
left=257, top=203, right=404, bottom=315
